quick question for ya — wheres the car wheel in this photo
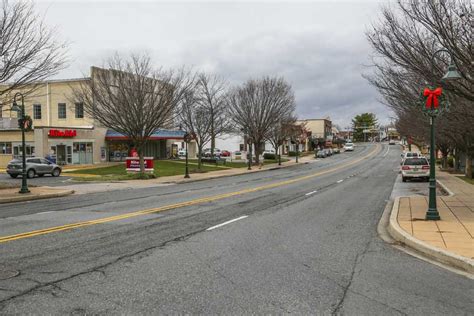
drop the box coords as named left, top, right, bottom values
left=402, top=177, right=407, bottom=182
left=9, top=174, right=18, bottom=178
left=52, top=168, right=61, bottom=177
left=27, top=169, right=35, bottom=179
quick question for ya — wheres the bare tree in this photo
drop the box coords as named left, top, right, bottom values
left=178, top=90, right=213, bottom=170
left=365, top=0, right=474, bottom=177
left=195, top=73, right=230, bottom=156
left=227, top=77, right=296, bottom=164
left=267, top=116, right=296, bottom=165
left=0, top=1, right=68, bottom=99
left=72, top=53, right=194, bottom=174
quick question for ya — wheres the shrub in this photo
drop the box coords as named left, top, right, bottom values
left=447, top=156, right=454, bottom=168
left=263, top=153, right=276, bottom=160
left=288, top=151, right=300, bottom=157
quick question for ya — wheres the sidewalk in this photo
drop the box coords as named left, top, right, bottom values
left=389, top=171, right=473, bottom=273
left=0, top=186, right=74, bottom=204
left=65, top=156, right=316, bottom=194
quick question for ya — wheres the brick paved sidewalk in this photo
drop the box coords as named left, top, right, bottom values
left=397, top=171, right=473, bottom=260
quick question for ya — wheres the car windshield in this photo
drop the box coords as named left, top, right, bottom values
left=404, top=158, right=428, bottom=165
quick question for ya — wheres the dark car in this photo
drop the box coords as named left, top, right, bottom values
left=316, top=150, right=327, bottom=158
left=6, top=158, right=62, bottom=178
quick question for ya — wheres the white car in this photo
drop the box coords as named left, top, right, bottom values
left=401, top=152, right=420, bottom=163
left=178, top=149, right=187, bottom=157
left=401, top=157, right=430, bottom=182
left=343, top=143, right=354, bottom=151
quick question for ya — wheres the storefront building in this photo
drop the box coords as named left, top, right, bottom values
left=0, top=68, right=189, bottom=168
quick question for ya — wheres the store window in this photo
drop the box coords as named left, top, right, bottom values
left=58, top=103, right=67, bottom=119
left=1, top=142, right=12, bottom=154
left=13, top=144, right=34, bottom=158
left=33, top=104, right=42, bottom=119
left=73, top=142, right=93, bottom=164
left=75, top=102, right=84, bottom=118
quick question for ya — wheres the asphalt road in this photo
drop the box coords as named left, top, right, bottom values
left=0, top=143, right=472, bottom=315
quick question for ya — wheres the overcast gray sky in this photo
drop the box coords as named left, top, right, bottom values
left=37, top=0, right=393, bottom=128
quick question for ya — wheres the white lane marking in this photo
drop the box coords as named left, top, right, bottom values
left=383, top=145, right=390, bottom=157
left=206, top=216, right=248, bottom=231
left=305, top=190, right=318, bottom=196
left=36, top=211, right=55, bottom=215
left=337, top=180, right=343, bottom=183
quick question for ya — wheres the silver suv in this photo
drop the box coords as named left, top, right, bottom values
left=6, top=158, right=62, bottom=178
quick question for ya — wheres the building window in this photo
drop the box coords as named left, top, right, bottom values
left=0, top=142, right=12, bottom=154
left=75, top=102, right=84, bottom=118
left=58, top=103, right=66, bottom=119
left=33, top=104, right=42, bottom=119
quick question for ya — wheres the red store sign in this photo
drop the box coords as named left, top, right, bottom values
left=126, top=157, right=154, bottom=173
left=48, top=129, right=77, bottom=137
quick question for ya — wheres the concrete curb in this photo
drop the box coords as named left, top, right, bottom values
left=387, top=197, right=474, bottom=274
left=164, top=161, right=310, bottom=185
left=436, top=179, right=454, bottom=196
left=0, top=189, right=74, bottom=204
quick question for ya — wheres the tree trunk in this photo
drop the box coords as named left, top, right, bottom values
left=197, top=145, right=203, bottom=170
left=466, top=155, right=473, bottom=179
left=138, top=149, right=145, bottom=174
left=441, top=151, right=448, bottom=169
left=254, top=140, right=262, bottom=164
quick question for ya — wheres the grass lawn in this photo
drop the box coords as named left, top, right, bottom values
left=457, top=176, right=474, bottom=185
left=67, top=160, right=224, bottom=181
left=67, top=157, right=291, bottom=181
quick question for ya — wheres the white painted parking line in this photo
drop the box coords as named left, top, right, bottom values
left=383, top=145, right=390, bottom=157
left=305, top=190, right=318, bottom=196
left=337, top=180, right=343, bottom=183
left=206, top=216, right=248, bottom=231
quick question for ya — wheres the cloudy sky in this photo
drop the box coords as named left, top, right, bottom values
left=36, top=0, right=394, bottom=128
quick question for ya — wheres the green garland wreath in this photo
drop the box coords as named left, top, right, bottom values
left=18, top=115, right=33, bottom=132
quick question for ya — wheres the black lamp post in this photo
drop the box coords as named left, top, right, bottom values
left=424, top=49, right=462, bottom=221
left=11, top=92, right=30, bottom=194
left=183, top=133, right=191, bottom=179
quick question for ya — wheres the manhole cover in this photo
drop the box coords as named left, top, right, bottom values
left=0, top=268, right=19, bottom=280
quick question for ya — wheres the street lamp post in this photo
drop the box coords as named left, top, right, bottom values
left=11, top=93, right=30, bottom=194
left=183, top=133, right=191, bottom=179
left=424, top=49, right=462, bottom=221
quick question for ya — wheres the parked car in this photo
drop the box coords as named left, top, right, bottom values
left=389, top=139, right=396, bottom=145
left=401, top=157, right=430, bottom=182
left=220, top=150, right=231, bottom=157
left=401, top=152, right=420, bottom=164
left=343, top=143, right=354, bottom=151
left=203, top=148, right=221, bottom=157
left=333, top=148, right=340, bottom=154
left=316, top=150, right=327, bottom=158
left=6, top=158, right=62, bottom=178
left=325, top=148, right=333, bottom=156
left=178, top=149, right=187, bottom=157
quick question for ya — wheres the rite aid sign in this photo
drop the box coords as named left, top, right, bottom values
left=48, top=129, right=77, bottom=137
left=126, top=157, right=154, bottom=173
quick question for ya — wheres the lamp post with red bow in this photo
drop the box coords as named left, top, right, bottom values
left=423, top=49, right=462, bottom=220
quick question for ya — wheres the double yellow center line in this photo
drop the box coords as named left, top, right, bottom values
left=0, top=145, right=381, bottom=244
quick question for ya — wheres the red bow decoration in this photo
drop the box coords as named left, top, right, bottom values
left=423, top=87, right=442, bottom=109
